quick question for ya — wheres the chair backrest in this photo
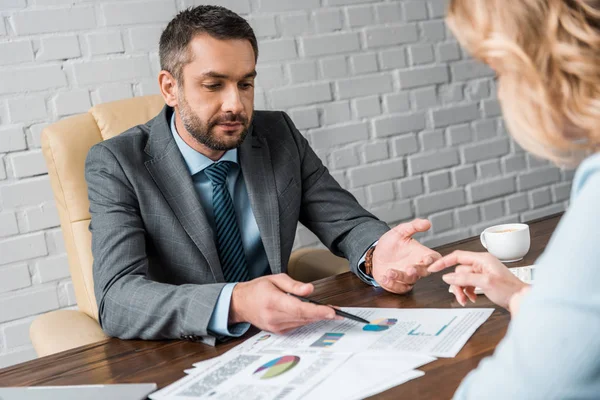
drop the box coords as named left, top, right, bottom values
left=41, top=95, right=165, bottom=320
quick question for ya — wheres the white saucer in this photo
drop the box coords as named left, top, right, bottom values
left=499, top=257, right=523, bottom=263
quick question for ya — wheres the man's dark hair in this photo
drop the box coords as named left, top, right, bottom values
left=159, top=5, right=258, bottom=82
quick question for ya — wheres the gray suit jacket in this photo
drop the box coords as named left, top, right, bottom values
left=85, top=106, right=389, bottom=345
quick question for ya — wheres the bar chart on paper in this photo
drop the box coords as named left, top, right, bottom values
left=408, top=317, right=457, bottom=337
left=311, top=333, right=345, bottom=348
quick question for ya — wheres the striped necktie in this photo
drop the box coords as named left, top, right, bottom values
left=204, top=161, right=250, bottom=282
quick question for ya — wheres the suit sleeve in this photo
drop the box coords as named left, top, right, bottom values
left=85, top=143, right=225, bottom=345
left=280, top=112, right=390, bottom=274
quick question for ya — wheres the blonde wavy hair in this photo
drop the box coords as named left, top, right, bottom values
left=448, top=0, right=600, bottom=166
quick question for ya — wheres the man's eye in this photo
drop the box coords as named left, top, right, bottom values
left=239, top=83, right=254, bottom=89
left=204, top=84, right=221, bottom=90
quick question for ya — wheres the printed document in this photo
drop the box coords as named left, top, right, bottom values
left=155, top=307, right=492, bottom=399
left=304, top=352, right=434, bottom=400
left=150, top=351, right=352, bottom=400
left=154, top=351, right=434, bottom=400
left=233, top=307, right=494, bottom=358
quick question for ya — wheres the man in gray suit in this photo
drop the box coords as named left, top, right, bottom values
left=86, top=5, right=441, bottom=345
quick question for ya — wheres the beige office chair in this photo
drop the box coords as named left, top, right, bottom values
left=30, top=95, right=349, bottom=357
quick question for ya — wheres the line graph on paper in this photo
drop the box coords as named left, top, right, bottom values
left=407, top=316, right=457, bottom=337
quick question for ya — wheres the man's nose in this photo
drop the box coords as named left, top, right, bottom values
left=222, top=87, right=244, bottom=114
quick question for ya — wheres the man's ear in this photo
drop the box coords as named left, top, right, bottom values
left=158, top=70, right=178, bottom=107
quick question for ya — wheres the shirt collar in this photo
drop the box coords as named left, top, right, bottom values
left=170, top=112, right=238, bottom=176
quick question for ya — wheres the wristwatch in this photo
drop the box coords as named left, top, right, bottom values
left=364, top=246, right=375, bottom=276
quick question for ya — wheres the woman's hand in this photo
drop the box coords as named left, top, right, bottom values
left=428, top=250, right=529, bottom=309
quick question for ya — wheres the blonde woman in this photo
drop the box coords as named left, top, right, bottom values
left=428, top=0, right=600, bottom=398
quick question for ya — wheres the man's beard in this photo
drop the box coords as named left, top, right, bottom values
left=178, top=93, right=250, bottom=151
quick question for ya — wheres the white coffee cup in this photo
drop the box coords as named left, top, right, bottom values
left=480, top=223, right=531, bottom=262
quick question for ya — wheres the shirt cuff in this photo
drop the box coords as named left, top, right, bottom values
left=208, top=283, right=250, bottom=338
left=357, top=240, right=380, bottom=287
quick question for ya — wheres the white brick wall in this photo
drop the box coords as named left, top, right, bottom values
left=0, top=0, right=573, bottom=368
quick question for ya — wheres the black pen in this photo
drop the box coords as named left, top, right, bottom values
left=287, top=293, right=370, bottom=324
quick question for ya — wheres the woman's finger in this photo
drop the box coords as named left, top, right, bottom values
left=443, top=272, right=488, bottom=290
left=464, top=286, right=477, bottom=303
left=428, top=250, right=487, bottom=273
left=455, top=265, right=474, bottom=274
left=451, top=284, right=468, bottom=306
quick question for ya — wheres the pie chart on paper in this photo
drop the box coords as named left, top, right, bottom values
left=363, top=318, right=398, bottom=332
left=253, top=355, right=300, bottom=380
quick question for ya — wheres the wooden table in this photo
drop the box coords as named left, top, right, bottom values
left=0, top=214, right=561, bottom=399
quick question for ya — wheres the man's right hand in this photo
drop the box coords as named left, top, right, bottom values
left=229, top=274, right=341, bottom=334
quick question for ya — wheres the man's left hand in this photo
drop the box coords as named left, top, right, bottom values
left=372, top=219, right=441, bottom=294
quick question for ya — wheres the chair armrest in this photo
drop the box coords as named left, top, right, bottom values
left=287, top=248, right=350, bottom=283
left=30, top=309, right=108, bottom=357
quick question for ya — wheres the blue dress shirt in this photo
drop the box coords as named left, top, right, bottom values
left=170, top=115, right=269, bottom=337
left=170, top=114, right=377, bottom=338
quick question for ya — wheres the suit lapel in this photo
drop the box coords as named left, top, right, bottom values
left=143, top=107, right=224, bottom=282
left=239, top=126, right=281, bottom=274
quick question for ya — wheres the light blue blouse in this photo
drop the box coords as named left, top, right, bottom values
left=454, top=151, right=600, bottom=399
